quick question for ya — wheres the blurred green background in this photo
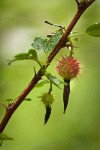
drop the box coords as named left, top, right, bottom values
left=0, top=0, right=100, bottom=150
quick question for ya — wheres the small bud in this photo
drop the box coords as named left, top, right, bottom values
left=55, top=56, right=80, bottom=80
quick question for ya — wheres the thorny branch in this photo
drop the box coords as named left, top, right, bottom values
left=0, top=0, right=95, bottom=133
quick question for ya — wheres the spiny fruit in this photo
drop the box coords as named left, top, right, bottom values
left=40, top=92, right=54, bottom=108
left=39, top=92, right=54, bottom=124
left=56, top=56, right=81, bottom=113
left=55, top=56, right=80, bottom=80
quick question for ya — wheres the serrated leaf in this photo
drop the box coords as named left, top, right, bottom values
left=36, top=80, right=49, bottom=87
left=45, top=29, right=63, bottom=52
left=85, top=23, right=100, bottom=37
left=31, top=37, right=48, bottom=52
left=46, top=73, right=61, bottom=88
left=31, top=29, right=63, bottom=53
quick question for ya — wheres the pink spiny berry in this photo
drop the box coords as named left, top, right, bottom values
left=55, top=56, right=80, bottom=80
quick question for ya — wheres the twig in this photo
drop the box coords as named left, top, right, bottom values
left=0, top=0, right=95, bottom=133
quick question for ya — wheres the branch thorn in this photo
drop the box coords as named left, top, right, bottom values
left=75, top=0, right=80, bottom=5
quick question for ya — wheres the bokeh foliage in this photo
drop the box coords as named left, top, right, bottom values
left=0, top=0, right=100, bottom=150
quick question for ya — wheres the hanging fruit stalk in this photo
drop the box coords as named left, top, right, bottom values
left=56, top=56, right=81, bottom=112
left=45, top=105, right=51, bottom=124
left=39, top=81, right=54, bottom=124
left=63, top=79, right=70, bottom=113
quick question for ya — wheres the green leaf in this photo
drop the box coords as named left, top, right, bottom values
left=0, top=133, right=14, bottom=146
left=24, top=98, right=32, bottom=101
left=85, top=23, right=100, bottom=37
left=6, top=99, right=13, bottom=102
left=74, top=37, right=78, bottom=41
left=36, top=80, right=49, bottom=87
left=8, top=49, right=38, bottom=65
left=45, top=29, right=63, bottom=52
left=46, top=73, right=61, bottom=88
left=6, top=98, right=14, bottom=105
left=14, top=53, right=29, bottom=59
left=31, top=29, right=63, bottom=53
left=31, top=37, right=48, bottom=52
left=28, top=49, right=38, bottom=60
